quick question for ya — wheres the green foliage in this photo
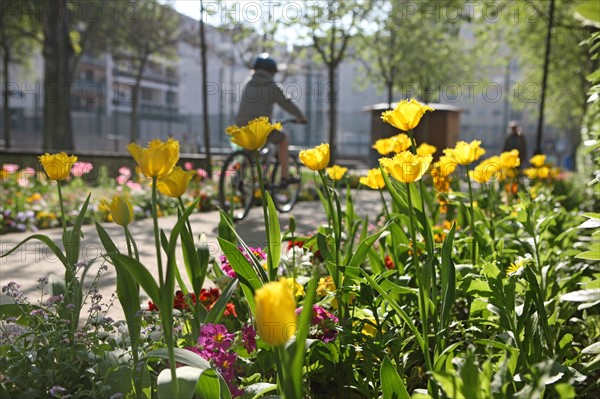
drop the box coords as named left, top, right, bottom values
left=354, top=0, right=471, bottom=103
left=474, top=0, right=594, bottom=137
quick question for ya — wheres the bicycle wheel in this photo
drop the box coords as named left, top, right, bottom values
left=218, top=151, right=255, bottom=221
left=270, top=155, right=301, bottom=213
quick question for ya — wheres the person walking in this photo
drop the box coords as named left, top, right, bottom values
left=503, top=121, right=527, bottom=167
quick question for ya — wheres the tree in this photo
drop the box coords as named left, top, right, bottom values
left=354, top=0, right=470, bottom=106
left=475, top=0, right=596, bottom=162
left=215, top=4, right=302, bottom=82
left=306, top=0, right=372, bottom=163
left=199, top=0, right=212, bottom=177
left=35, top=0, right=116, bottom=150
left=116, top=0, right=180, bottom=144
left=0, top=0, right=41, bottom=148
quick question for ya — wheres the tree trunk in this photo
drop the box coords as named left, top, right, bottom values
left=200, top=0, right=212, bottom=177
left=386, top=80, right=393, bottom=107
left=130, top=56, right=148, bottom=144
left=2, top=44, right=10, bottom=148
left=327, top=64, right=337, bottom=164
left=42, top=0, right=74, bottom=151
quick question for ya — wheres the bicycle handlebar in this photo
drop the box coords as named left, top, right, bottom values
left=279, top=118, right=307, bottom=125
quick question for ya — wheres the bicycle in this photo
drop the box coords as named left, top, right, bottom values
left=218, top=120, right=303, bottom=221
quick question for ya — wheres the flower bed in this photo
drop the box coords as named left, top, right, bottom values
left=1, top=105, right=598, bottom=399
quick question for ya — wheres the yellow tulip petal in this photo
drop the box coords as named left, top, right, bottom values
left=255, top=279, right=297, bottom=346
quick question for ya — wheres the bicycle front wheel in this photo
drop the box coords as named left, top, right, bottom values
left=218, top=151, right=255, bottom=221
left=270, top=155, right=301, bottom=213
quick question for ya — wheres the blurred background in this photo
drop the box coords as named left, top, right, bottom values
left=1, top=0, right=597, bottom=169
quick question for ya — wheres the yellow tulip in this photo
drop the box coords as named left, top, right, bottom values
left=500, top=150, right=520, bottom=169
left=381, top=98, right=434, bottom=131
left=416, top=142, right=437, bottom=156
left=530, top=154, right=546, bottom=167
left=155, top=167, right=195, bottom=198
left=470, top=156, right=502, bottom=184
left=359, top=168, right=385, bottom=190
left=326, top=165, right=348, bottom=180
left=372, top=138, right=396, bottom=155
left=226, top=116, right=282, bottom=151
left=390, top=133, right=412, bottom=153
left=443, top=140, right=486, bottom=166
left=107, top=194, right=134, bottom=226
left=299, top=143, right=330, bottom=171
left=525, top=166, right=550, bottom=180
left=254, top=279, right=297, bottom=346
left=437, top=155, right=458, bottom=177
left=127, top=138, right=179, bottom=179
left=38, top=153, right=77, bottom=181
left=379, top=151, right=433, bottom=183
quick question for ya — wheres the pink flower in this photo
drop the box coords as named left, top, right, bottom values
left=116, top=175, right=129, bottom=185
left=126, top=181, right=142, bottom=191
left=71, top=162, right=93, bottom=177
left=197, top=168, right=208, bottom=179
left=219, top=255, right=237, bottom=278
left=184, top=162, right=193, bottom=171
left=3, top=164, right=19, bottom=173
left=118, top=166, right=130, bottom=175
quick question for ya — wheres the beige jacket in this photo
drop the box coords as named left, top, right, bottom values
left=234, top=70, right=305, bottom=126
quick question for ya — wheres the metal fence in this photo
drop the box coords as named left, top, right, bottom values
left=4, top=110, right=555, bottom=164
left=0, top=110, right=372, bottom=157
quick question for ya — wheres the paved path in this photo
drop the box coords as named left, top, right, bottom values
left=0, top=190, right=384, bottom=321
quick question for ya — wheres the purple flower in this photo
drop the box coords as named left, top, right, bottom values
left=30, top=309, right=48, bottom=319
left=296, top=305, right=339, bottom=343
left=198, top=323, right=235, bottom=352
left=47, top=294, right=64, bottom=304
left=2, top=281, right=24, bottom=300
left=49, top=385, right=67, bottom=397
left=186, top=323, right=243, bottom=397
left=242, top=324, right=257, bottom=353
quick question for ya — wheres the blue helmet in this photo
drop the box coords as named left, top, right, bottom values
left=253, top=53, right=277, bottom=73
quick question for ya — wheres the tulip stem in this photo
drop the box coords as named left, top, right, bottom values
left=486, top=184, right=496, bottom=245
left=151, top=177, right=179, bottom=396
left=318, top=170, right=341, bottom=284
left=124, top=226, right=133, bottom=258
left=57, top=183, right=67, bottom=238
left=255, top=152, right=274, bottom=281
left=379, top=190, right=390, bottom=219
left=465, top=167, right=477, bottom=266
left=151, top=177, right=164, bottom=289
left=178, top=197, right=194, bottom=237
left=406, top=182, right=433, bottom=375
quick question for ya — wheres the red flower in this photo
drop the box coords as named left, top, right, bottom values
left=174, top=290, right=197, bottom=311
left=147, top=301, right=159, bottom=311
left=223, top=303, right=237, bottom=317
left=199, top=287, right=221, bottom=306
left=287, top=240, right=304, bottom=250
left=384, top=255, right=395, bottom=270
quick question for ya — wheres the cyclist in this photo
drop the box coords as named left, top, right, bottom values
left=234, top=53, right=307, bottom=183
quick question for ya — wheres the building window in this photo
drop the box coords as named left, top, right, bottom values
left=166, top=91, right=177, bottom=104
left=141, top=88, right=153, bottom=102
